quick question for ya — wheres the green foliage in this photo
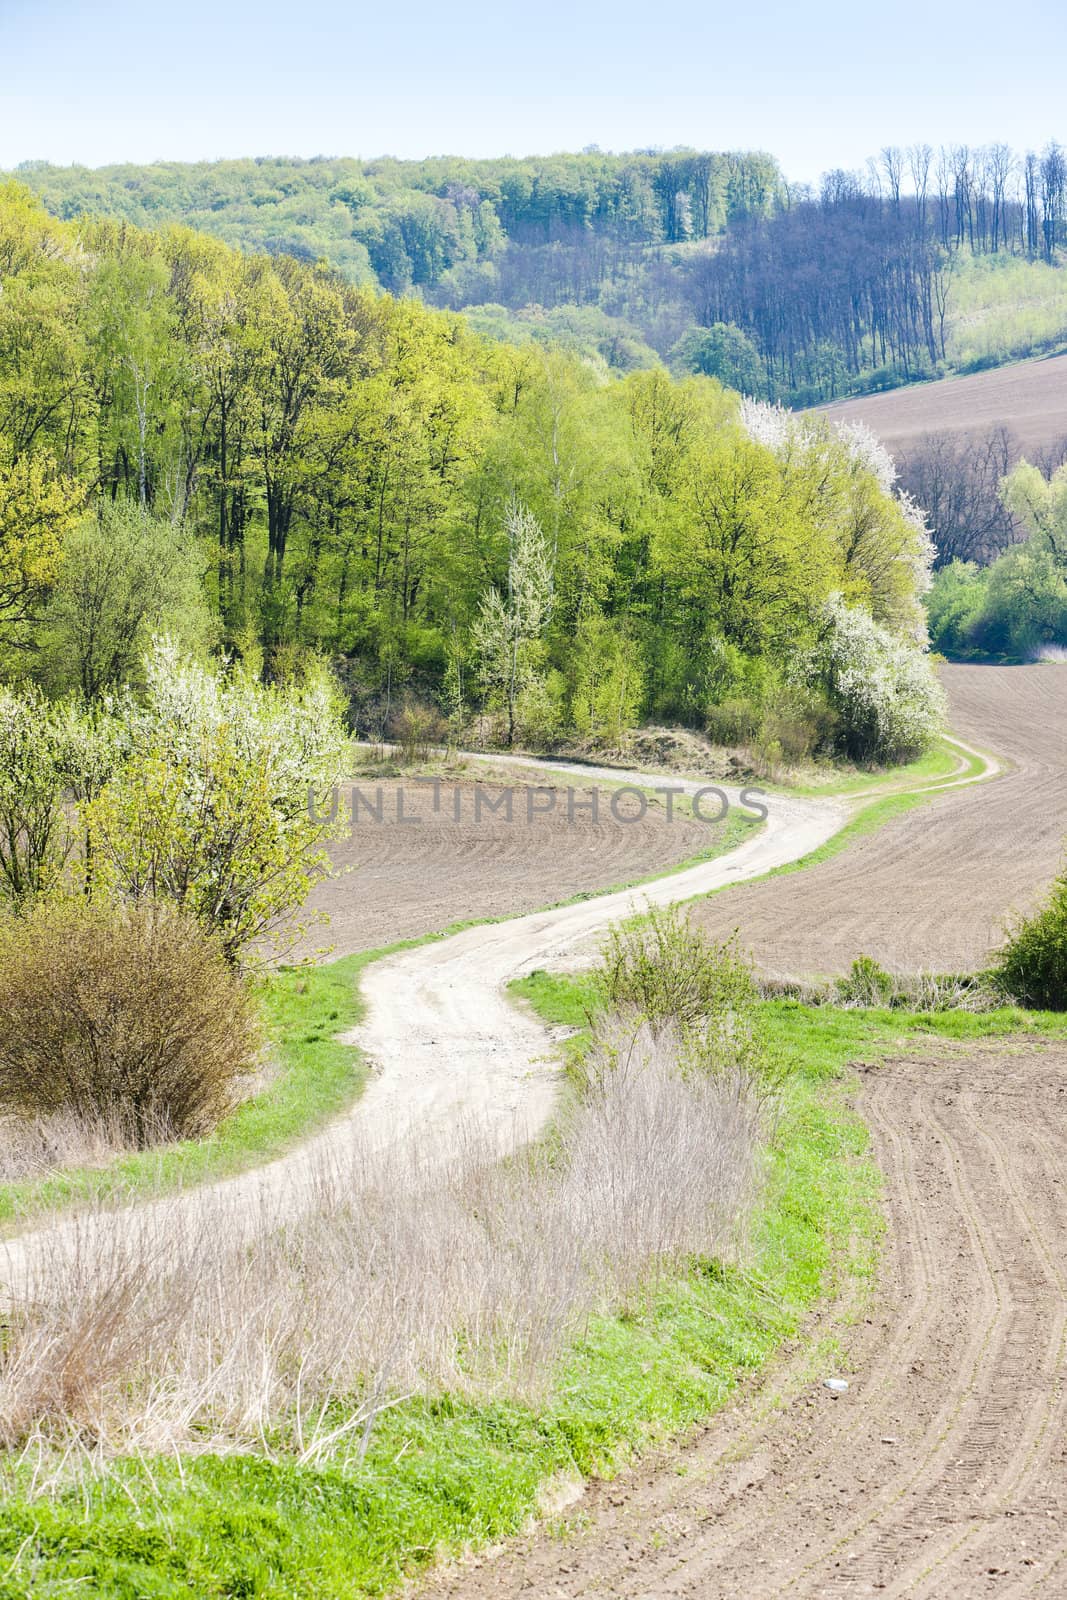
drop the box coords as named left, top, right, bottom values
left=594, top=905, right=778, bottom=1089
left=997, top=865, right=1067, bottom=1008
left=0, top=898, right=259, bottom=1143
left=0, top=185, right=936, bottom=765
left=0, top=685, right=82, bottom=909
left=37, top=502, right=214, bottom=697
left=670, top=321, right=768, bottom=396
left=927, top=460, right=1067, bottom=659
left=84, top=642, right=349, bottom=962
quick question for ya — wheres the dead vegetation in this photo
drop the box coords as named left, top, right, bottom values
left=0, top=1014, right=761, bottom=1463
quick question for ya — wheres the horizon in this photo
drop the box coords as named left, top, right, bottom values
left=3, top=0, right=1065, bottom=185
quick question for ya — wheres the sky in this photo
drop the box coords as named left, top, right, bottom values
left=2, top=0, right=1066, bottom=183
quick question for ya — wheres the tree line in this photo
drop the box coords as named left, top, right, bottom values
left=683, top=142, right=1067, bottom=403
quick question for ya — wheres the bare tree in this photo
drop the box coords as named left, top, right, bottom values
left=896, top=426, right=1022, bottom=565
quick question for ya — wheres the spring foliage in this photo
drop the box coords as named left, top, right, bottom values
left=0, top=183, right=939, bottom=762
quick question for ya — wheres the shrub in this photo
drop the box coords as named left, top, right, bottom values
left=387, top=696, right=447, bottom=764
left=996, top=867, right=1067, bottom=1009
left=595, top=905, right=779, bottom=1090
left=804, top=594, right=946, bottom=764
left=0, top=899, right=260, bottom=1144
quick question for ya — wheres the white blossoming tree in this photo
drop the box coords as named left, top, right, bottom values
left=472, top=500, right=555, bottom=747
left=804, top=595, right=946, bottom=764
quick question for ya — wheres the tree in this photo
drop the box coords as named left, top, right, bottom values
left=671, top=323, right=766, bottom=396
left=472, top=501, right=554, bottom=746
left=37, top=501, right=214, bottom=699
left=84, top=643, right=350, bottom=962
left=804, top=595, right=945, bottom=763
left=0, top=686, right=74, bottom=909
left=896, top=427, right=1019, bottom=565
left=1000, top=459, right=1067, bottom=563
left=0, top=446, right=79, bottom=649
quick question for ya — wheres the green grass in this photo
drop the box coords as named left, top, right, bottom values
left=767, top=735, right=968, bottom=799
left=0, top=980, right=884, bottom=1599
left=5, top=963, right=1061, bottom=1596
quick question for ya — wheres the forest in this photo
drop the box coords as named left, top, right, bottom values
left=0, top=178, right=940, bottom=763
left=11, top=142, right=1067, bottom=405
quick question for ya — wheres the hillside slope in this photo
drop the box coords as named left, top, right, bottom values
left=817, top=352, right=1067, bottom=458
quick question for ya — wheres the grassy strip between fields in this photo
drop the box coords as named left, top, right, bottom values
left=0, top=983, right=886, bottom=1598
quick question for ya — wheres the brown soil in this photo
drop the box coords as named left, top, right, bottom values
left=421, top=1038, right=1067, bottom=1599
left=817, top=352, right=1067, bottom=458
left=689, top=663, right=1067, bottom=977
left=299, top=776, right=723, bottom=960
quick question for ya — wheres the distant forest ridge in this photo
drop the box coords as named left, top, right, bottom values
left=11, top=142, right=1067, bottom=403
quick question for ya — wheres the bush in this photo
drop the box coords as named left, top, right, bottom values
left=997, top=868, right=1067, bottom=1009
left=595, top=905, right=779, bottom=1089
left=805, top=595, right=946, bottom=764
left=387, top=696, right=447, bottom=763
left=0, top=899, right=260, bottom=1144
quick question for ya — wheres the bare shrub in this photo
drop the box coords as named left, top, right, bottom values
left=0, top=900, right=260, bottom=1146
left=0, top=1018, right=761, bottom=1457
left=387, top=696, right=447, bottom=764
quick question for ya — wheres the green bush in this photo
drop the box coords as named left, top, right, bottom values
left=0, top=899, right=260, bottom=1144
left=997, top=869, right=1067, bottom=1009
left=595, top=905, right=781, bottom=1088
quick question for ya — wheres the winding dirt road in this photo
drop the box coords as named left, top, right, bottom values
left=423, top=1039, right=1067, bottom=1600
left=3, top=665, right=1065, bottom=1600
left=0, top=778, right=843, bottom=1294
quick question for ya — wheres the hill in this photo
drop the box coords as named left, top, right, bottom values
left=817, top=351, right=1067, bottom=460
left=12, top=148, right=1067, bottom=401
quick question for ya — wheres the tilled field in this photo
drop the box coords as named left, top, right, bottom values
left=817, top=352, right=1067, bottom=457
left=423, top=1038, right=1067, bottom=1600
left=689, top=664, right=1067, bottom=976
left=300, top=774, right=724, bottom=959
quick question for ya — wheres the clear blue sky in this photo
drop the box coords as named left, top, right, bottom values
left=2, top=0, right=1065, bottom=182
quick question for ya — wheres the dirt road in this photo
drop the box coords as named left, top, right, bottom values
left=690, top=664, right=1067, bottom=976
left=0, top=780, right=843, bottom=1294
left=423, top=1039, right=1067, bottom=1600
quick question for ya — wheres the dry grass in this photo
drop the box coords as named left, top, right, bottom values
left=0, top=1108, right=167, bottom=1183
left=0, top=1015, right=761, bottom=1467
left=760, top=956, right=1006, bottom=1013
